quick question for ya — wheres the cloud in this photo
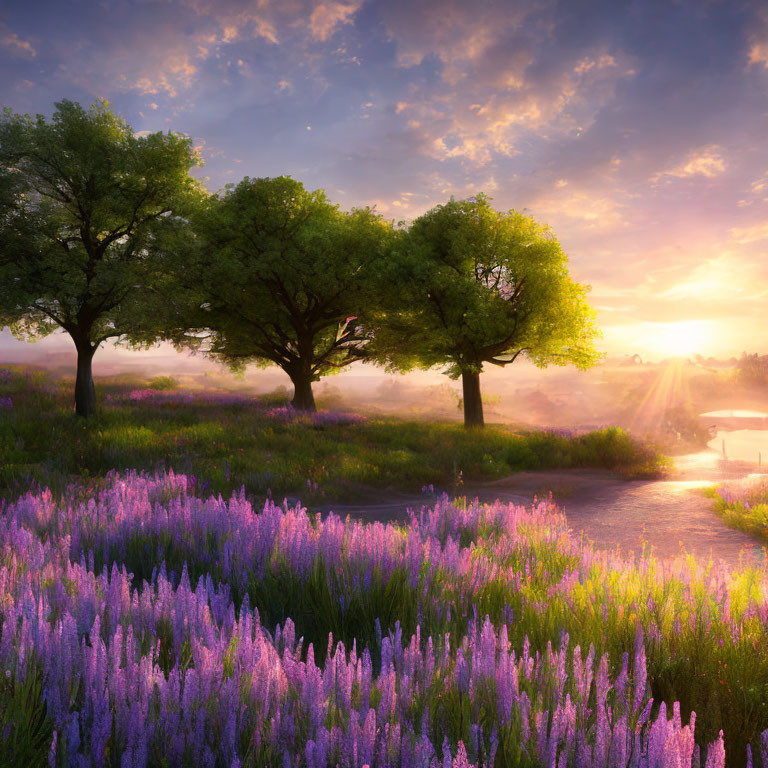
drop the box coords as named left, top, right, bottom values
left=379, top=0, right=529, bottom=70
left=730, top=220, right=768, bottom=244
left=650, top=145, right=727, bottom=182
left=185, top=0, right=280, bottom=45
left=131, top=55, right=198, bottom=98
left=751, top=173, right=768, bottom=195
left=110, top=0, right=288, bottom=98
left=737, top=172, right=768, bottom=207
left=378, top=0, right=637, bottom=167
left=392, top=58, right=634, bottom=167
left=659, top=254, right=751, bottom=301
left=7, top=0, right=364, bottom=107
left=310, top=2, right=361, bottom=41
left=105, top=0, right=363, bottom=99
left=531, top=183, right=627, bottom=230
left=0, top=26, right=36, bottom=58
left=746, top=10, right=768, bottom=68
left=748, top=42, right=768, bottom=67
left=184, top=0, right=363, bottom=48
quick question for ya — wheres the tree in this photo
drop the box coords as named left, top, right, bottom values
left=0, top=100, right=202, bottom=417
left=736, top=352, right=768, bottom=388
left=174, top=176, right=393, bottom=411
left=372, top=195, right=600, bottom=427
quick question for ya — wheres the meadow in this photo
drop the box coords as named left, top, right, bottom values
left=710, top=478, right=768, bottom=541
left=2, top=368, right=767, bottom=767
left=0, top=368, right=666, bottom=503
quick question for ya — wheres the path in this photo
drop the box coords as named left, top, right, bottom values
left=312, top=451, right=765, bottom=569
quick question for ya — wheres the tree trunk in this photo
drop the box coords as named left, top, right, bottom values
left=462, top=369, right=484, bottom=428
left=289, top=371, right=317, bottom=412
left=74, top=339, right=97, bottom=418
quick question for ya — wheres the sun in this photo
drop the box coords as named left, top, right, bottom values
left=648, top=320, right=712, bottom=359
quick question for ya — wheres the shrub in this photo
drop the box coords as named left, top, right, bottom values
left=147, top=375, right=178, bottom=391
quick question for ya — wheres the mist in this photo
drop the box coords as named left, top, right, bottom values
left=4, top=328, right=766, bottom=458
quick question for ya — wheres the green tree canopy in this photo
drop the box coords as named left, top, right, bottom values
left=0, top=99, right=203, bottom=416
left=173, top=176, right=394, bottom=411
left=372, top=195, right=600, bottom=427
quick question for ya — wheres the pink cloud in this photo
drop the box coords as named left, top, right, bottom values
left=378, top=0, right=637, bottom=167
left=650, top=145, right=727, bottom=183
left=746, top=9, right=768, bottom=69
left=310, top=2, right=361, bottom=41
left=0, top=26, right=36, bottom=58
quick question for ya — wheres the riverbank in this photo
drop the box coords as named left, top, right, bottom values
left=313, top=452, right=764, bottom=568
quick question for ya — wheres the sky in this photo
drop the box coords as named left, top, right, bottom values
left=1, top=0, right=768, bottom=363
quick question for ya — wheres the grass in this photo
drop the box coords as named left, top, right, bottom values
left=707, top=477, right=768, bottom=540
left=0, top=366, right=668, bottom=504
left=0, top=662, right=53, bottom=768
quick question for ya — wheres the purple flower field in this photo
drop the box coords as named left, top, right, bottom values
left=1, top=471, right=767, bottom=766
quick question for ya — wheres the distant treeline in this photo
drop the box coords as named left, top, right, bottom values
left=736, top=353, right=768, bottom=387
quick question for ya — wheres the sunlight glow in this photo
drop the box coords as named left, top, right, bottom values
left=626, top=357, right=691, bottom=432
left=641, top=320, right=712, bottom=359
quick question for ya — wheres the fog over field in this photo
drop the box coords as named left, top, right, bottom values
left=4, top=327, right=763, bottom=447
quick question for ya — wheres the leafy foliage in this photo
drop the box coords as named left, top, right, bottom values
left=372, top=195, right=600, bottom=426
left=0, top=100, right=203, bottom=415
left=147, top=375, right=178, bottom=391
left=163, top=176, right=394, bottom=410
